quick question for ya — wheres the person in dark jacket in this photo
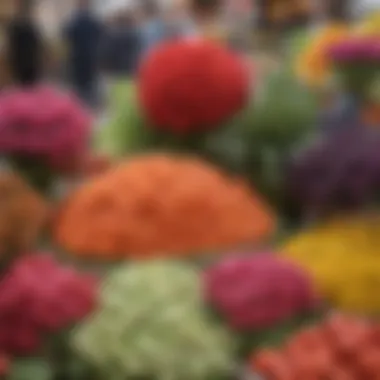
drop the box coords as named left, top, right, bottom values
left=64, top=0, right=104, bottom=108
left=6, top=0, right=44, bottom=86
left=102, top=10, right=142, bottom=78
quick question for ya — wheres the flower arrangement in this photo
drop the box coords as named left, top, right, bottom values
left=204, top=254, right=319, bottom=332
left=54, top=154, right=275, bottom=260
left=282, top=215, right=380, bottom=314
left=328, top=36, right=380, bottom=99
left=250, top=313, right=380, bottom=379
left=138, top=39, right=249, bottom=135
left=286, top=128, right=380, bottom=218
left=0, top=171, right=48, bottom=259
left=73, top=261, right=236, bottom=380
left=295, top=24, right=348, bottom=87
left=0, top=85, right=92, bottom=192
left=0, top=254, right=96, bottom=356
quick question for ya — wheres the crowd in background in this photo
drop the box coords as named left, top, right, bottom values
left=2, top=0, right=358, bottom=110
left=3, top=0, right=232, bottom=110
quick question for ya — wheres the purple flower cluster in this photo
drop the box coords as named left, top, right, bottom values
left=328, top=37, right=380, bottom=63
left=287, top=128, right=380, bottom=216
left=0, top=86, right=92, bottom=173
left=204, top=254, right=319, bottom=332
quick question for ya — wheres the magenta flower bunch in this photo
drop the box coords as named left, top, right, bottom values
left=0, top=254, right=97, bottom=355
left=204, top=254, right=319, bottom=332
left=0, top=86, right=92, bottom=173
left=329, top=36, right=380, bottom=62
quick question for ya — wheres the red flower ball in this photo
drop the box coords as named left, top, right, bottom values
left=139, top=40, right=250, bottom=134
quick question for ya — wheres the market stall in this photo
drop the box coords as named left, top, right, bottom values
left=0, top=3, right=379, bottom=380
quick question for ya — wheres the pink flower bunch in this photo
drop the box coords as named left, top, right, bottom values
left=0, top=254, right=97, bottom=355
left=329, top=36, right=380, bottom=63
left=204, top=254, right=319, bottom=331
left=0, top=86, right=92, bottom=173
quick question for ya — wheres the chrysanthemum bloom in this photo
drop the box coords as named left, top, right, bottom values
left=54, top=154, right=275, bottom=260
left=139, top=40, right=250, bottom=134
left=287, top=128, right=380, bottom=218
left=204, top=254, right=319, bottom=331
left=295, top=24, right=348, bottom=87
left=0, top=254, right=96, bottom=355
left=0, top=86, right=92, bottom=191
left=0, top=171, right=48, bottom=257
left=282, top=216, right=380, bottom=314
left=73, top=261, right=236, bottom=380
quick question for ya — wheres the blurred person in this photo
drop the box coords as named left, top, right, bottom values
left=190, top=0, right=223, bottom=20
left=326, top=0, right=352, bottom=21
left=225, top=0, right=254, bottom=51
left=63, top=0, right=104, bottom=108
left=189, top=0, right=226, bottom=42
left=163, top=2, right=196, bottom=40
left=101, top=9, right=142, bottom=79
left=138, top=0, right=167, bottom=54
left=5, top=0, right=45, bottom=85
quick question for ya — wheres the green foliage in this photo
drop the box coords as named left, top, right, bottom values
left=285, top=27, right=313, bottom=66
left=245, top=67, right=318, bottom=148
left=94, top=79, right=251, bottom=176
left=95, top=80, right=149, bottom=157
left=8, top=358, right=53, bottom=380
left=238, top=67, right=318, bottom=217
left=72, top=261, right=236, bottom=380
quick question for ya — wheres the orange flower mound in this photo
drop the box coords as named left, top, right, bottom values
left=251, top=313, right=380, bottom=380
left=0, top=171, right=48, bottom=255
left=54, top=154, right=275, bottom=259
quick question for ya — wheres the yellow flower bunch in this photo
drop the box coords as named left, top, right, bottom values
left=281, top=215, right=380, bottom=315
left=353, top=11, right=380, bottom=36
left=295, top=24, right=348, bottom=87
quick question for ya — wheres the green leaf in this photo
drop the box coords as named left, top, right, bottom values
left=9, top=358, right=53, bottom=380
left=95, top=80, right=149, bottom=157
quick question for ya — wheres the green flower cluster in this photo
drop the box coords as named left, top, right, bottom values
left=72, top=261, right=236, bottom=380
